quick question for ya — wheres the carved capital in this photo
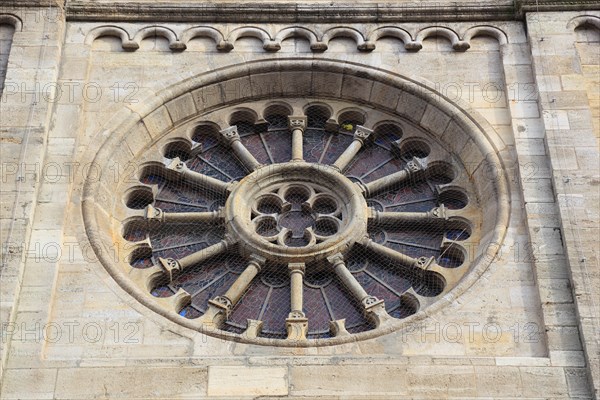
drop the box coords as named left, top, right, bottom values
left=353, top=125, right=373, bottom=144
left=286, top=312, right=308, bottom=341
left=288, top=310, right=306, bottom=319
left=198, top=295, right=233, bottom=327
left=166, top=157, right=186, bottom=172
left=209, top=295, right=233, bottom=313
left=288, top=116, right=307, bottom=132
left=406, top=157, right=425, bottom=174
left=158, top=257, right=181, bottom=280
left=326, top=253, right=345, bottom=268
left=428, top=204, right=448, bottom=220
left=288, top=262, right=306, bottom=275
left=220, top=126, right=240, bottom=145
left=145, top=204, right=164, bottom=221
left=223, top=234, right=238, bottom=248
left=414, top=256, right=435, bottom=270
left=361, top=295, right=384, bottom=309
left=248, top=254, right=267, bottom=272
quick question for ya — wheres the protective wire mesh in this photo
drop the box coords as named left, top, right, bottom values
left=122, top=104, right=474, bottom=341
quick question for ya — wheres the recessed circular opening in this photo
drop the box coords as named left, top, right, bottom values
left=415, top=271, right=446, bottom=297
left=265, top=114, right=288, bottom=129
left=445, top=229, right=470, bottom=241
left=445, top=221, right=472, bottom=241
left=314, top=219, right=338, bottom=236
left=264, top=104, right=292, bottom=130
left=438, top=245, right=466, bottom=268
left=264, top=103, right=293, bottom=117
left=151, top=286, right=174, bottom=298
left=125, top=189, right=154, bottom=209
left=179, top=305, right=202, bottom=319
left=130, top=256, right=153, bottom=269
left=122, top=220, right=148, bottom=242
left=339, top=120, right=361, bottom=132
left=256, top=196, right=282, bottom=214
left=401, top=139, right=431, bottom=159
left=162, top=140, right=192, bottom=161
left=313, top=196, right=338, bottom=214
left=374, top=123, right=403, bottom=142
left=338, top=110, right=365, bottom=132
left=229, top=109, right=258, bottom=126
left=427, top=162, right=456, bottom=184
left=255, top=217, right=278, bottom=237
left=414, top=271, right=446, bottom=297
left=191, top=124, right=220, bottom=143
left=389, top=293, right=419, bottom=319
left=138, top=164, right=166, bottom=185
left=306, top=105, right=331, bottom=128
left=284, top=186, right=311, bottom=204
left=438, top=189, right=468, bottom=210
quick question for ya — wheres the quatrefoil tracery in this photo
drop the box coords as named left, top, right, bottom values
left=252, top=183, right=345, bottom=247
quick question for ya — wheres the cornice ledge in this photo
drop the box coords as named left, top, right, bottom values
left=65, top=1, right=600, bottom=23
left=516, top=0, right=600, bottom=17
left=65, top=2, right=521, bottom=23
left=1, top=0, right=64, bottom=8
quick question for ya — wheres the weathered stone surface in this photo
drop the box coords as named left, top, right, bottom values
left=54, top=367, right=207, bottom=399
left=0, top=4, right=598, bottom=400
left=208, top=366, right=287, bottom=397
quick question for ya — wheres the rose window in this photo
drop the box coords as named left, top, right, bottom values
left=118, top=100, right=483, bottom=343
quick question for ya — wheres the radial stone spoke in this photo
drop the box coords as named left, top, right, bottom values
left=332, top=125, right=373, bottom=172
left=327, top=253, right=391, bottom=328
left=220, top=126, right=262, bottom=171
left=166, top=157, right=232, bottom=196
left=359, top=158, right=425, bottom=197
left=286, top=262, right=308, bottom=340
left=361, top=238, right=437, bottom=271
left=199, top=254, right=266, bottom=327
left=145, top=204, right=223, bottom=224
left=369, top=205, right=448, bottom=228
left=288, top=116, right=307, bottom=162
left=158, top=236, right=236, bottom=280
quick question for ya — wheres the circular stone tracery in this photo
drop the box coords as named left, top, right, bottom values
left=84, top=62, right=510, bottom=346
left=112, top=97, right=488, bottom=343
left=227, top=163, right=367, bottom=263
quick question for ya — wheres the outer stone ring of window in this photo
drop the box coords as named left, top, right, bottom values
left=81, top=61, right=511, bottom=347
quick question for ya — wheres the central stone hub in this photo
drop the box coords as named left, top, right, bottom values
left=225, top=163, right=368, bottom=264
left=253, top=183, right=343, bottom=247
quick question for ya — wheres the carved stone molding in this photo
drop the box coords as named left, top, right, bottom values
left=64, top=1, right=600, bottom=23
left=81, top=22, right=517, bottom=54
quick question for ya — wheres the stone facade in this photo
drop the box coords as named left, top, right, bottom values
left=0, top=1, right=598, bottom=398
